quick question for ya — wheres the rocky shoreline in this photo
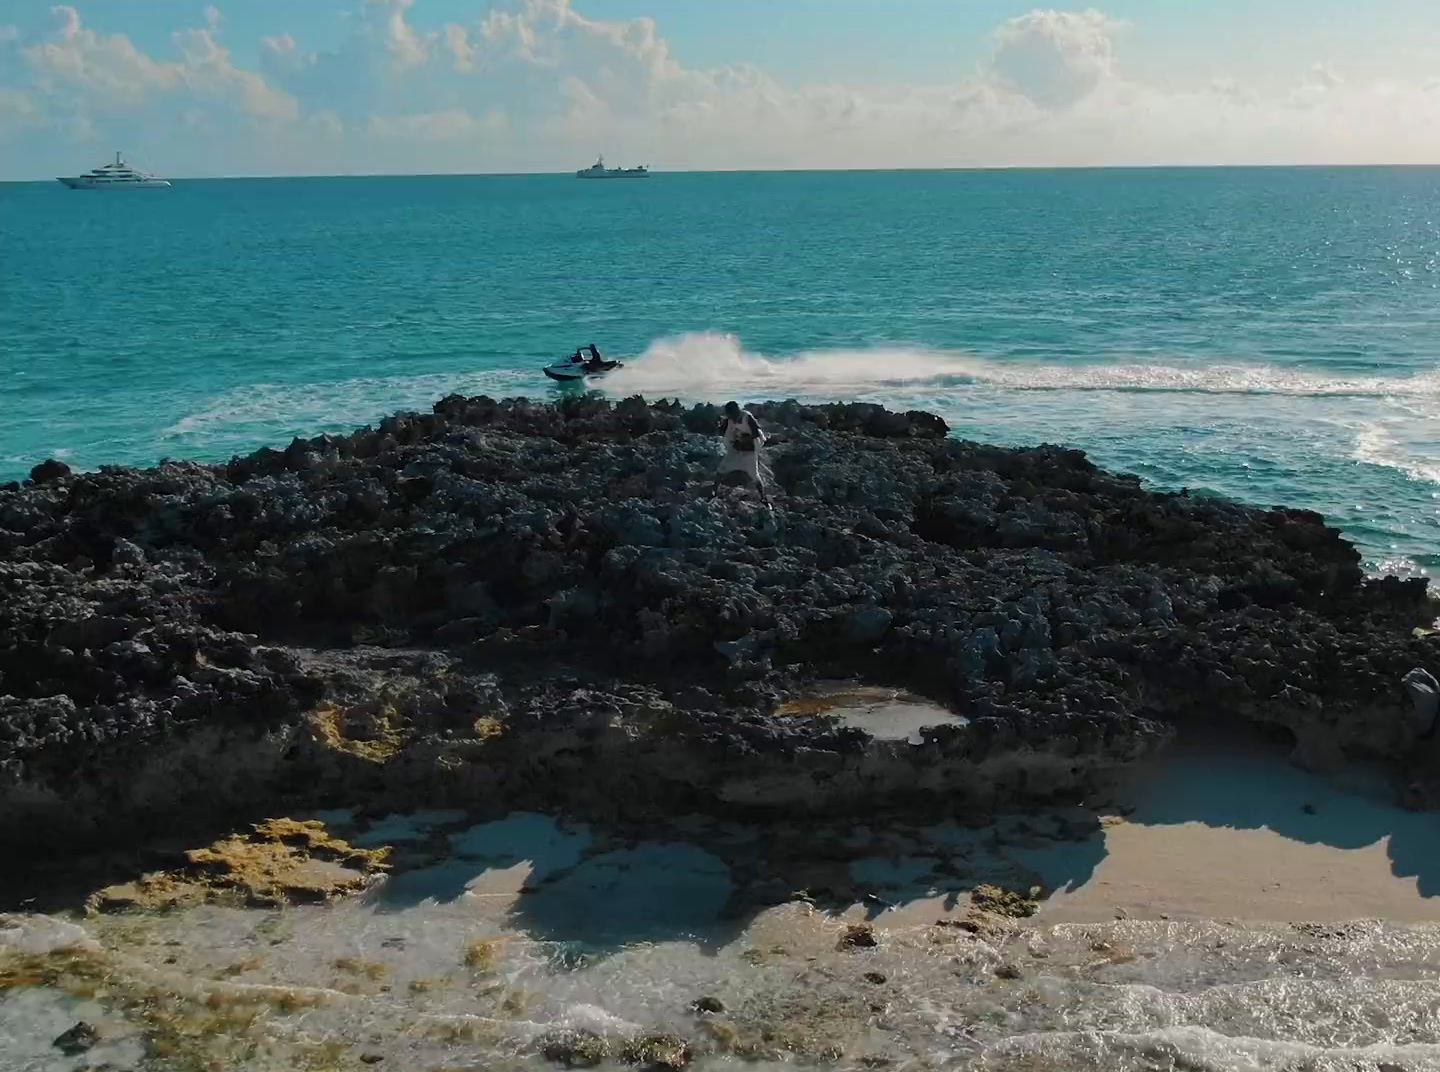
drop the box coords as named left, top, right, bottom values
left=3, top=395, right=1439, bottom=856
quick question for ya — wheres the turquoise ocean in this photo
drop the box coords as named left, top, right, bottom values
left=3, top=168, right=1440, bottom=576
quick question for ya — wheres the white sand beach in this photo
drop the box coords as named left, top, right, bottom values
left=1028, top=731, right=1440, bottom=923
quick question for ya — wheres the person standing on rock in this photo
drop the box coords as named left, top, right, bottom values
left=712, top=401, right=769, bottom=504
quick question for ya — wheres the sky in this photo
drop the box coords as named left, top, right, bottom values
left=1, top=0, right=1439, bottom=179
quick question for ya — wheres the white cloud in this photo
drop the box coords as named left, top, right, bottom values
left=0, top=88, right=44, bottom=136
left=54, top=5, right=80, bottom=40
left=21, top=5, right=295, bottom=121
left=173, top=25, right=299, bottom=120
left=0, top=25, right=20, bottom=43
left=367, top=106, right=505, bottom=141
left=4, top=1, right=1440, bottom=177
left=1304, top=63, right=1343, bottom=91
left=260, top=33, right=304, bottom=72
left=988, top=8, right=1122, bottom=108
left=371, top=0, right=434, bottom=71
left=443, top=23, right=476, bottom=72
left=308, top=109, right=345, bottom=138
left=25, top=5, right=182, bottom=104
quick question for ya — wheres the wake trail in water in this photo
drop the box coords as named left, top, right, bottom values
left=161, top=369, right=528, bottom=443
left=607, top=332, right=1440, bottom=401
left=161, top=333, right=1440, bottom=447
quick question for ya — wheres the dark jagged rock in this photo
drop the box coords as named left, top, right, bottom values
left=28, top=459, right=71, bottom=485
left=542, top=1029, right=611, bottom=1068
left=52, top=1021, right=98, bottom=1055
left=1, top=396, right=1437, bottom=853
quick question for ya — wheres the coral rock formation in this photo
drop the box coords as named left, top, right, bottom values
left=2, top=396, right=1437, bottom=852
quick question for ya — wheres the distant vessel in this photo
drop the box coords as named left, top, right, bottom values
left=58, top=152, right=170, bottom=190
left=576, top=156, right=649, bottom=179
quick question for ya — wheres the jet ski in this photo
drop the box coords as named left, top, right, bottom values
left=542, top=351, right=622, bottom=382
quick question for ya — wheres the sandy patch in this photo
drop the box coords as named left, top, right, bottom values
left=1025, top=732, right=1440, bottom=923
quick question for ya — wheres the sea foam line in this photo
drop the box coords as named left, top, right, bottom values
left=157, top=333, right=1440, bottom=454
left=1351, top=422, right=1440, bottom=486
left=160, top=369, right=532, bottom=441
left=607, top=332, right=1440, bottom=400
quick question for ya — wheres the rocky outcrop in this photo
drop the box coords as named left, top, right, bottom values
left=1, top=395, right=1437, bottom=853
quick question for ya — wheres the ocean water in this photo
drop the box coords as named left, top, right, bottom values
left=3, top=168, right=1440, bottom=575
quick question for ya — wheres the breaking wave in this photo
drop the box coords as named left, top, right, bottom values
left=1352, top=421, right=1440, bottom=485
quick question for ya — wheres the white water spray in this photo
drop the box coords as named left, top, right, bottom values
left=605, top=332, right=1440, bottom=401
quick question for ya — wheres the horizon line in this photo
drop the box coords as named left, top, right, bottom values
left=6, top=161, right=1440, bottom=184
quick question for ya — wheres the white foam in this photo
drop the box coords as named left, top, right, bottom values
left=554, top=1003, right=641, bottom=1035
left=160, top=367, right=531, bottom=444
left=988, top=1024, right=1440, bottom=1072
left=606, top=331, right=1440, bottom=402
left=0, top=913, right=99, bottom=957
left=1352, top=421, right=1440, bottom=485
left=154, top=334, right=1440, bottom=455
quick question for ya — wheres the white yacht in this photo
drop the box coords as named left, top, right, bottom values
left=576, top=155, right=649, bottom=179
left=57, top=152, right=170, bottom=190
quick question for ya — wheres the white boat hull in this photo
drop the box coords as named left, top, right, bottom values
left=58, top=153, right=170, bottom=188
left=576, top=157, right=649, bottom=179
left=544, top=366, right=588, bottom=381
left=543, top=360, right=623, bottom=382
left=58, top=176, right=171, bottom=189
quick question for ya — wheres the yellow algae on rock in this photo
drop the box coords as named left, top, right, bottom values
left=0, top=945, right=111, bottom=994
left=91, top=819, right=390, bottom=912
left=621, top=1033, right=692, bottom=1070
left=462, top=936, right=509, bottom=971
left=699, top=993, right=861, bottom=1063
left=217, top=955, right=266, bottom=978
left=837, top=923, right=878, bottom=951
left=310, top=700, right=408, bottom=762
left=333, top=956, right=389, bottom=981
left=472, top=715, right=505, bottom=740
left=541, top=1028, right=612, bottom=1067
left=774, top=696, right=842, bottom=717
left=970, top=884, right=1040, bottom=919
left=0, top=940, right=344, bottom=1070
